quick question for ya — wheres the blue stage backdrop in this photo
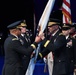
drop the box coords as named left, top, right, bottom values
left=0, top=56, right=4, bottom=75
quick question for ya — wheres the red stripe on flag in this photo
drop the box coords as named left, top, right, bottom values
left=62, top=0, right=72, bottom=24
left=62, top=7, right=71, bottom=19
left=63, top=0, right=70, bottom=8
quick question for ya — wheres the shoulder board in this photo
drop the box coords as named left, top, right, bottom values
left=59, top=33, right=63, bottom=35
left=12, top=38, right=18, bottom=41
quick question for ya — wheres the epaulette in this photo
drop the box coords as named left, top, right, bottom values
left=59, top=33, right=63, bottom=35
left=31, top=44, right=36, bottom=49
left=12, top=38, right=18, bottom=41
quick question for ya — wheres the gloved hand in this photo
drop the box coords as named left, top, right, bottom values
left=43, top=57, right=47, bottom=64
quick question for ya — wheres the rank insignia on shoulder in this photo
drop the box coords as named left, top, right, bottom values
left=12, top=38, right=18, bottom=41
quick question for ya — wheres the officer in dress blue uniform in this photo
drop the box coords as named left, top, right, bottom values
left=38, top=23, right=76, bottom=75
left=44, top=17, right=62, bottom=75
left=62, top=23, right=76, bottom=75
left=37, top=21, right=72, bottom=75
left=2, top=20, right=41, bottom=75
left=19, top=20, right=32, bottom=74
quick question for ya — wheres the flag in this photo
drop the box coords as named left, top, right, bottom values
left=25, top=57, right=35, bottom=75
left=38, top=0, right=55, bottom=35
left=25, top=44, right=41, bottom=75
left=35, top=0, right=55, bottom=67
left=25, top=0, right=55, bottom=75
left=62, top=0, right=72, bottom=24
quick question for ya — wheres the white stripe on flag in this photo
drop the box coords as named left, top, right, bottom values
left=62, top=3, right=71, bottom=14
left=38, top=0, right=55, bottom=35
left=62, top=0, right=72, bottom=24
left=66, top=0, right=70, bottom=3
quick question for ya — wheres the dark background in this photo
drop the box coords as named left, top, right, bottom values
left=0, top=0, right=34, bottom=32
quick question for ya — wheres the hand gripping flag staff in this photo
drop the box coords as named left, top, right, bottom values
left=25, top=0, right=55, bottom=75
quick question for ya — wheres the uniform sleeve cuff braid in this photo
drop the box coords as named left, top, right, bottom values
left=31, top=42, right=38, bottom=49
left=39, top=53, right=43, bottom=58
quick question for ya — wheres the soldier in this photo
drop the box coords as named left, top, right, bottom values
left=18, top=20, right=31, bottom=74
left=62, top=23, right=76, bottom=75
left=70, top=23, right=76, bottom=39
left=37, top=22, right=73, bottom=75
left=2, top=20, right=41, bottom=75
left=38, top=9, right=63, bottom=75
left=45, top=17, right=62, bottom=75
left=38, top=23, right=76, bottom=75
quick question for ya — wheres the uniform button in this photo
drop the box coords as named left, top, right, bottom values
left=59, top=60, right=61, bottom=62
left=71, top=60, right=73, bottom=62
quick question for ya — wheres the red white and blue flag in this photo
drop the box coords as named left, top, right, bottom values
left=62, top=0, right=72, bottom=24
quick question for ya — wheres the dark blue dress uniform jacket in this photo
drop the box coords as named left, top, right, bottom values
left=19, top=34, right=31, bottom=74
left=66, top=36, right=76, bottom=74
left=38, top=32, right=71, bottom=75
left=2, top=34, right=37, bottom=75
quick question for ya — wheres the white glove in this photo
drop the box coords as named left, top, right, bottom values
left=43, top=57, right=47, bottom=64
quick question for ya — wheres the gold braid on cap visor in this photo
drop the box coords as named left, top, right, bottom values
left=48, top=22, right=60, bottom=27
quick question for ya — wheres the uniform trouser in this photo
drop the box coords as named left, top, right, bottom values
left=47, top=52, right=53, bottom=75
left=2, top=66, right=25, bottom=75
left=22, top=56, right=30, bottom=74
